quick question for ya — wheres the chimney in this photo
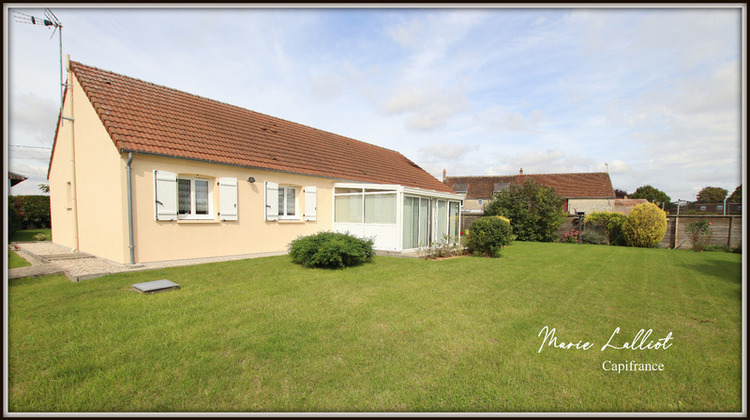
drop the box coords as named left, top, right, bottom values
left=519, top=168, right=523, bottom=175
left=442, top=169, right=447, bottom=182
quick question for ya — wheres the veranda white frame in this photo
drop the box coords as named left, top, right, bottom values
left=332, top=183, right=464, bottom=252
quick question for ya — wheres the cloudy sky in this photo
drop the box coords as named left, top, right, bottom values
left=5, top=5, right=744, bottom=201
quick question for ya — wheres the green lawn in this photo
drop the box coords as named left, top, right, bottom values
left=8, top=250, right=31, bottom=268
left=10, top=228, right=51, bottom=242
left=7, top=242, right=743, bottom=413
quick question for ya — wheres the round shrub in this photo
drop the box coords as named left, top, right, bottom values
left=288, top=231, right=374, bottom=269
left=465, top=216, right=513, bottom=257
left=623, top=203, right=667, bottom=248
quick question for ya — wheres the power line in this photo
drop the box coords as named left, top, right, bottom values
left=9, top=144, right=52, bottom=149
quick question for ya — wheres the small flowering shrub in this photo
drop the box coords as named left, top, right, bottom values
left=418, top=235, right=465, bottom=260
left=33, top=233, right=49, bottom=241
left=685, top=220, right=713, bottom=252
left=288, top=231, right=374, bottom=269
left=623, top=203, right=667, bottom=248
left=560, top=229, right=579, bottom=244
left=465, top=216, right=513, bottom=257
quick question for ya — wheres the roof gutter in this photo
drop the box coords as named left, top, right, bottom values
left=118, top=149, right=456, bottom=194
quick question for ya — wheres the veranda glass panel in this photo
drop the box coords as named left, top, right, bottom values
left=449, top=201, right=460, bottom=241
left=365, top=194, right=397, bottom=224
left=335, top=194, right=363, bottom=223
left=402, top=197, right=418, bottom=249
left=436, top=200, right=448, bottom=242
left=195, top=180, right=209, bottom=215
left=178, top=179, right=191, bottom=214
left=419, top=198, right=430, bottom=247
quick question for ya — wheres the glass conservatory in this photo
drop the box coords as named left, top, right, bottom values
left=332, top=183, right=464, bottom=251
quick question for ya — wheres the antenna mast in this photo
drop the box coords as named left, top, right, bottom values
left=13, top=9, right=64, bottom=114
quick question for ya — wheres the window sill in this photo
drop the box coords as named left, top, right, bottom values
left=277, top=219, right=305, bottom=224
left=177, top=219, right=220, bottom=224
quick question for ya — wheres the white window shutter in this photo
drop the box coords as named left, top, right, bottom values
left=265, top=181, right=279, bottom=221
left=305, top=186, right=317, bottom=221
left=154, top=170, right=177, bottom=221
left=219, top=177, right=238, bottom=221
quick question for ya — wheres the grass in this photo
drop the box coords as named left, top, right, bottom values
left=7, top=242, right=742, bottom=413
left=10, top=228, right=51, bottom=242
left=8, top=250, right=31, bottom=268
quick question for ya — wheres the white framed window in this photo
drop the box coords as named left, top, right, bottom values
left=177, top=176, right=213, bottom=219
left=277, top=185, right=299, bottom=219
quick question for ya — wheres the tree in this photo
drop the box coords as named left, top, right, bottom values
left=629, top=185, right=671, bottom=209
left=483, top=180, right=566, bottom=242
left=614, top=188, right=628, bottom=199
left=38, top=184, right=50, bottom=194
left=696, top=186, right=728, bottom=202
left=728, top=185, right=742, bottom=202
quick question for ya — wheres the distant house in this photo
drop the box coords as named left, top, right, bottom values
left=445, top=170, right=616, bottom=218
left=48, top=59, right=463, bottom=264
left=8, top=171, right=27, bottom=188
left=691, top=202, right=742, bottom=214
left=613, top=198, right=649, bottom=215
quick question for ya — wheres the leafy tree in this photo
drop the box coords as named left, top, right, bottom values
left=8, top=203, right=22, bottom=239
left=629, top=185, right=671, bottom=209
left=728, top=185, right=742, bottom=202
left=38, top=184, right=50, bottom=194
left=484, top=180, right=566, bottom=242
left=8, top=195, right=51, bottom=229
left=696, top=186, right=728, bottom=202
left=614, top=188, right=628, bottom=199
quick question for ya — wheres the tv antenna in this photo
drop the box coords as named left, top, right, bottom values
left=13, top=9, right=64, bottom=114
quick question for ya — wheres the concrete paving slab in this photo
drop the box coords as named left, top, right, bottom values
left=8, top=264, right=65, bottom=280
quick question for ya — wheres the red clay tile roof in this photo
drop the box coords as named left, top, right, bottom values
left=69, top=61, right=454, bottom=193
left=444, top=172, right=615, bottom=199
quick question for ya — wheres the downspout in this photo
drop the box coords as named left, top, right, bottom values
left=126, top=152, right=135, bottom=264
left=64, top=55, right=80, bottom=253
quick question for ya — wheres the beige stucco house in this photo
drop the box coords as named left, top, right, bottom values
left=48, top=59, right=463, bottom=265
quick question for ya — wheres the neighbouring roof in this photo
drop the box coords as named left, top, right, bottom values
left=444, top=172, right=615, bottom=199
left=9, top=172, right=28, bottom=187
left=67, top=61, right=454, bottom=193
left=613, top=198, right=649, bottom=215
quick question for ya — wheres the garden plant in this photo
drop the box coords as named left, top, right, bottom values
left=623, top=202, right=668, bottom=248
left=464, top=215, right=513, bottom=257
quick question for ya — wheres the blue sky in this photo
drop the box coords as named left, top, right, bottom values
left=5, top=5, right=745, bottom=201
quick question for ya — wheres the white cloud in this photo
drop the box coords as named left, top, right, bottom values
left=380, top=85, right=468, bottom=131
left=477, top=106, right=544, bottom=132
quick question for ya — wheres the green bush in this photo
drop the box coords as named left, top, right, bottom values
left=465, top=216, right=513, bottom=257
left=623, top=203, right=667, bottom=248
left=8, top=203, right=22, bottom=239
left=581, top=229, right=608, bottom=245
left=484, top=180, right=566, bottom=242
left=288, top=231, right=374, bottom=269
left=704, top=244, right=731, bottom=253
left=584, top=211, right=628, bottom=246
left=9, top=195, right=51, bottom=229
left=685, top=220, right=713, bottom=252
